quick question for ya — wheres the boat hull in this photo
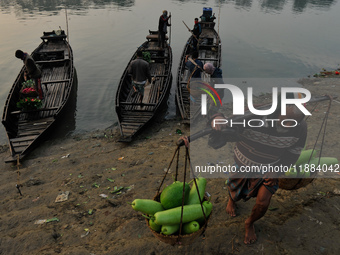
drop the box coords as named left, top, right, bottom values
left=2, top=30, right=75, bottom=162
left=115, top=32, right=173, bottom=142
left=176, top=21, right=221, bottom=122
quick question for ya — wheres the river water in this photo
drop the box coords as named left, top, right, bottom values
left=1, top=0, right=340, bottom=143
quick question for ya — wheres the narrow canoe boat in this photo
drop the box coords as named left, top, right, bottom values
left=2, top=30, right=75, bottom=163
left=176, top=20, right=221, bottom=123
left=115, top=30, right=173, bottom=142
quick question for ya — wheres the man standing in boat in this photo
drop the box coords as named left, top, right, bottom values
left=128, top=50, right=152, bottom=106
left=158, top=10, right=171, bottom=48
left=190, top=18, right=201, bottom=51
left=15, top=49, right=43, bottom=99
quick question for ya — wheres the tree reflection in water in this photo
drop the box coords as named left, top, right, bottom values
left=0, top=0, right=135, bottom=16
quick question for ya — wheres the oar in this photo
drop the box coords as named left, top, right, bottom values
left=182, top=20, right=199, bottom=43
left=176, top=94, right=337, bottom=146
left=188, top=57, right=205, bottom=73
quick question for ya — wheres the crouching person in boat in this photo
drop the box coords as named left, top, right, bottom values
left=128, top=50, right=152, bottom=107
left=209, top=100, right=307, bottom=245
left=15, top=49, right=43, bottom=99
left=203, top=62, right=225, bottom=118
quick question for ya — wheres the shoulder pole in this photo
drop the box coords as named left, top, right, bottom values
left=176, top=94, right=338, bottom=146
left=169, top=12, right=172, bottom=46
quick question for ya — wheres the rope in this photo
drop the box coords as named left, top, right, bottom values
left=156, top=146, right=179, bottom=195
left=169, top=12, right=172, bottom=46
left=218, top=0, right=221, bottom=37
left=185, top=147, right=208, bottom=226
left=309, top=96, right=332, bottom=165
left=177, top=147, right=189, bottom=241
left=294, top=95, right=332, bottom=188
left=304, top=102, right=319, bottom=122
left=65, top=6, right=69, bottom=42
left=318, top=103, right=331, bottom=162
left=175, top=146, right=180, bottom=181
left=16, top=156, right=23, bottom=196
left=155, top=145, right=208, bottom=243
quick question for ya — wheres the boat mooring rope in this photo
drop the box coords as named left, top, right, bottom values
left=65, top=6, right=69, bottom=42
left=16, top=156, right=23, bottom=196
left=169, top=12, right=172, bottom=46
left=218, top=0, right=221, bottom=37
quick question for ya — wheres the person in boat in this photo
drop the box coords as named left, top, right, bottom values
left=190, top=18, right=201, bottom=51
left=185, top=51, right=203, bottom=79
left=184, top=51, right=203, bottom=105
left=209, top=98, right=307, bottom=245
left=200, top=12, right=216, bottom=23
left=203, top=62, right=222, bottom=80
left=128, top=50, right=152, bottom=106
left=15, top=49, right=43, bottom=99
left=158, top=10, right=171, bottom=48
left=203, top=63, right=224, bottom=96
left=203, top=62, right=225, bottom=117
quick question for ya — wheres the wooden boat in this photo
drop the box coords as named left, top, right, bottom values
left=176, top=20, right=221, bottom=123
left=115, top=30, right=173, bottom=142
left=2, top=30, right=75, bottom=163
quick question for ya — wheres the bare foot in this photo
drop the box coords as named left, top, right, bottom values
left=244, top=221, right=257, bottom=244
left=226, top=198, right=236, bottom=217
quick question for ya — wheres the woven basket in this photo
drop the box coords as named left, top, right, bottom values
left=279, top=174, right=316, bottom=190
left=146, top=193, right=211, bottom=245
left=145, top=216, right=210, bottom=245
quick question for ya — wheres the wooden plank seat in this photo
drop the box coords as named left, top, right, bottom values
left=41, top=34, right=67, bottom=40
left=153, top=74, right=168, bottom=77
left=38, top=50, right=70, bottom=60
left=41, top=79, right=70, bottom=85
left=10, top=135, right=37, bottom=143
left=146, top=33, right=168, bottom=41
left=199, top=44, right=219, bottom=47
left=120, top=102, right=157, bottom=106
left=128, top=108, right=155, bottom=112
left=197, top=57, right=219, bottom=61
left=151, top=56, right=168, bottom=60
left=10, top=145, right=28, bottom=154
left=145, top=46, right=166, bottom=51
left=10, top=107, right=59, bottom=115
left=36, top=59, right=70, bottom=64
left=38, top=49, right=65, bottom=53
left=121, top=123, right=143, bottom=127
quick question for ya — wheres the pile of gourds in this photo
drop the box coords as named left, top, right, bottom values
left=285, top=149, right=338, bottom=177
left=130, top=177, right=212, bottom=235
